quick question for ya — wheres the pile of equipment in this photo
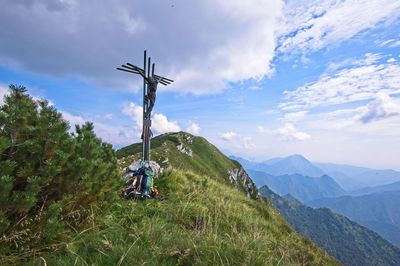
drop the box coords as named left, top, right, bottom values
left=119, top=160, right=160, bottom=200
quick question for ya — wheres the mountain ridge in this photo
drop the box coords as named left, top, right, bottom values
left=308, top=190, right=400, bottom=247
left=234, top=155, right=400, bottom=190
left=248, top=169, right=345, bottom=202
left=260, top=185, right=400, bottom=266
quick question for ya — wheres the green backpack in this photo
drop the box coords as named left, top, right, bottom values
left=142, top=167, right=154, bottom=196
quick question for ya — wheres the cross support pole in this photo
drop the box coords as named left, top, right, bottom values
left=116, top=50, right=174, bottom=163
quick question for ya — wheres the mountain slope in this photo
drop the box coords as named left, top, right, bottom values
left=253, top=154, right=325, bottom=177
left=29, top=169, right=336, bottom=265
left=117, top=132, right=257, bottom=198
left=308, top=191, right=400, bottom=247
left=2, top=132, right=337, bottom=265
left=248, top=170, right=345, bottom=202
left=260, top=186, right=400, bottom=266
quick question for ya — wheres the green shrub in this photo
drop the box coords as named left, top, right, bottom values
left=0, top=84, right=120, bottom=253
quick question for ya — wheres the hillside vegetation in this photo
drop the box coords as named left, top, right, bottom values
left=260, top=186, right=400, bottom=266
left=0, top=85, right=337, bottom=265
left=308, top=190, right=400, bottom=247
left=117, top=132, right=258, bottom=199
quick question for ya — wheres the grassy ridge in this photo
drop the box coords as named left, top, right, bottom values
left=117, top=132, right=257, bottom=198
left=23, top=170, right=337, bottom=265
left=1, top=131, right=337, bottom=265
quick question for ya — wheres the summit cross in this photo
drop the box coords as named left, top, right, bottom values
left=117, top=50, right=174, bottom=162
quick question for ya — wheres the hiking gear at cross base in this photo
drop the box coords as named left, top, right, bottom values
left=119, top=165, right=156, bottom=200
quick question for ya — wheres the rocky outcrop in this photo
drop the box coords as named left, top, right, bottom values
left=228, top=167, right=258, bottom=199
left=123, top=159, right=162, bottom=180
left=177, top=143, right=193, bottom=157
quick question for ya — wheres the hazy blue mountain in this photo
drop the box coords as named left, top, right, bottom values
left=351, top=180, right=400, bottom=196
left=236, top=154, right=400, bottom=192
left=315, top=162, right=400, bottom=190
left=352, top=169, right=400, bottom=187
left=260, top=186, right=400, bottom=266
left=308, top=191, right=400, bottom=247
left=253, top=154, right=325, bottom=177
left=229, top=155, right=258, bottom=170
left=248, top=170, right=345, bottom=202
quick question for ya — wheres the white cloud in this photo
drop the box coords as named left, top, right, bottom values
left=122, top=102, right=181, bottom=134
left=103, top=113, right=114, bottom=120
left=220, top=131, right=238, bottom=141
left=0, top=84, right=8, bottom=105
left=0, top=0, right=283, bottom=94
left=283, top=111, right=308, bottom=122
left=122, top=102, right=143, bottom=127
left=257, top=126, right=266, bottom=133
left=152, top=113, right=181, bottom=134
left=390, top=40, right=400, bottom=48
left=61, top=110, right=138, bottom=147
left=186, top=122, right=200, bottom=135
left=248, top=86, right=262, bottom=91
left=274, top=123, right=311, bottom=141
left=60, top=111, right=86, bottom=129
left=242, top=137, right=256, bottom=150
left=357, top=93, right=400, bottom=123
left=279, top=53, right=400, bottom=111
left=279, top=0, right=400, bottom=55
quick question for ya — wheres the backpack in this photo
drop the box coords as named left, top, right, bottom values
left=141, top=167, right=154, bottom=196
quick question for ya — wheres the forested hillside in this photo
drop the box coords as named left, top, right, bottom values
left=260, top=186, right=400, bottom=266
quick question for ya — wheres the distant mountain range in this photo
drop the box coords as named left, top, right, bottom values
left=350, top=180, right=400, bottom=196
left=260, top=186, right=400, bottom=266
left=247, top=169, right=345, bottom=202
left=316, top=162, right=400, bottom=190
left=231, top=155, right=400, bottom=191
left=308, top=190, right=400, bottom=247
left=232, top=154, right=325, bottom=177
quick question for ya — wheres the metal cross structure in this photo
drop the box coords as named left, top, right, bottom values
left=117, top=50, right=174, bottom=162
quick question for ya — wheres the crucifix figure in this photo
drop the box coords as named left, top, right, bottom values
left=117, top=50, right=174, bottom=162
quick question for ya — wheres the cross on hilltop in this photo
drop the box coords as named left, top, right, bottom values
left=117, top=50, right=174, bottom=162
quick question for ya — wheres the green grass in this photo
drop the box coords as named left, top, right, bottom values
left=1, top=132, right=338, bottom=265
left=18, top=170, right=337, bottom=265
left=117, top=132, right=257, bottom=198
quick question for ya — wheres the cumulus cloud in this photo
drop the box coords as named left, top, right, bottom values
left=357, top=93, right=400, bottom=123
left=60, top=110, right=137, bottom=146
left=274, top=123, right=310, bottom=141
left=186, top=122, right=200, bottom=135
left=242, top=137, right=256, bottom=150
left=122, top=102, right=143, bottom=127
left=220, top=131, right=238, bottom=141
left=279, top=0, right=400, bottom=55
left=257, top=126, right=266, bottom=133
left=283, top=111, right=308, bottom=122
left=0, top=84, right=8, bottom=105
left=122, top=102, right=180, bottom=134
left=279, top=53, right=400, bottom=111
left=0, top=0, right=283, bottom=94
left=152, top=113, right=180, bottom=134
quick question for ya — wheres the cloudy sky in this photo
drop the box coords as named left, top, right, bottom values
left=1, top=0, right=400, bottom=169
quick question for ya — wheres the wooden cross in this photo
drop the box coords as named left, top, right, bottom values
left=117, top=50, right=174, bottom=162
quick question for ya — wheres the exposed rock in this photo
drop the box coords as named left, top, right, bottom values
left=228, top=167, right=258, bottom=199
left=123, top=159, right=162, bottom=180
left=177, top=143, right=193, bottom=157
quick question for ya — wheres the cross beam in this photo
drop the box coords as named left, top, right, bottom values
left=117, top=50, right=174, bottom=162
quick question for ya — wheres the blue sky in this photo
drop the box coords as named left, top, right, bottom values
left=1, top=0, right=400, bottom=169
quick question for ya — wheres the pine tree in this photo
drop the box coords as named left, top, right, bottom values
left=0, top=84, right=120, bottom=241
